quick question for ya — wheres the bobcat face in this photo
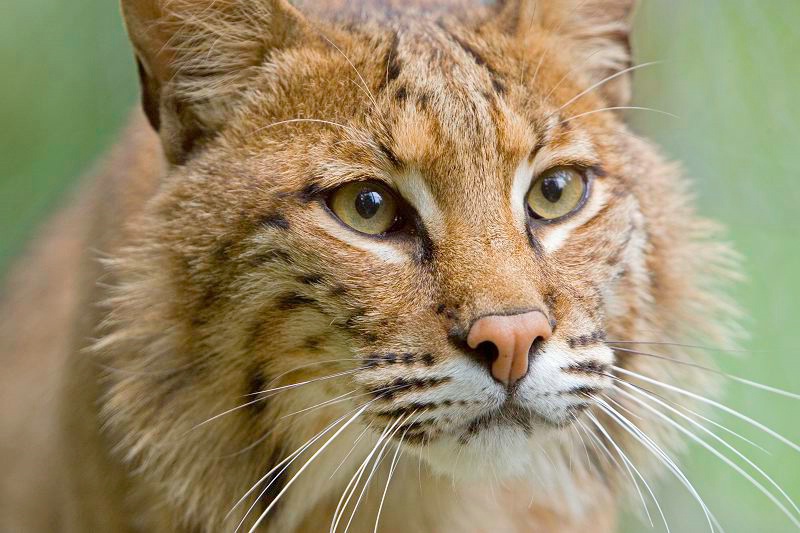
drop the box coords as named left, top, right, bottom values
left=108, top=0, right=733, bottom=528
left=135, top=18, right=634, bottom=480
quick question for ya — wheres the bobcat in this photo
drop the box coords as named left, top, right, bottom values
left=1, top=0, right=754, bottom=531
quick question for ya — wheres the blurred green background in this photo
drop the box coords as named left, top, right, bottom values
left=0, top=1, right=797, bottom=532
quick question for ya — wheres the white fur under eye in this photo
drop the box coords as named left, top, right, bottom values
left=316, top=205, right=408, bottom=264
left=538, top=182, right=609, bottom=254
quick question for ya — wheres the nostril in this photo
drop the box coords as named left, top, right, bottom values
left=530, top=336, right=546, bottom=358
left=475, top=340, right=499, bottom=367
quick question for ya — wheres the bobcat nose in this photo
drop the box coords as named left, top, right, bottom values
left=467, top=310, right=553, bottom=386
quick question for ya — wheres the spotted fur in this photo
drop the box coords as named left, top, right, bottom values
left=0, top=1, right=739, bottom=532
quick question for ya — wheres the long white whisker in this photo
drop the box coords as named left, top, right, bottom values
left=613, top=365, right=800, bottom=453
left=222, top=385, right=404, bottom=460
left=374, top=412, right=420, bottom=533
left=280, top=389, right=360, bottom=420
left=230, top=405, right=364, bottom=527
left=580, top=416, right=655, bottom=529
left=606, top=340, right=752, bottom=354
left=586, top=413, right=670, bottom=533
left=250, top=369, right=362, bottom=398
left=595, top=399, right=721, bottom=533
left=247, top=402, right=374, bottom=533
left=601, top=371, right=769, bottom=454
left=331, top=418, right=401, bottom=533
left=572, top=421, right=594, bottom=471
left=616, top=385, right=800, bottom=527
left=550, top=61, right=662, bottom=118
left=343, top=414, right=413, bottom=533
left=190, top=369, right=360, bottom=432
left=561, top=106, right=678, bottom=124
left=611, top=348, right=800, bottom=401
left=331, top=423, right=374, bottom=481
left=256, top=358, right=362, bottom=395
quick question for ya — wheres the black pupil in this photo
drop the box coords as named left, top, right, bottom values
left=541, top=175, right=567, bottom=203
left=355, top=189, right=384, bottom=219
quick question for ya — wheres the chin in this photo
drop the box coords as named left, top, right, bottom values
left=413, top=420, right=551, bottom=481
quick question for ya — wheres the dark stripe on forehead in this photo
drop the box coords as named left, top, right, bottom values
left=386, top=30, right=402, bottom=84
left=438, top=23, right=506, bottom=95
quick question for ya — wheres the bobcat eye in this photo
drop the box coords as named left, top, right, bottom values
left=328, top=181, right=403, bottom=235
left=526, top=167, right=588, bottom=221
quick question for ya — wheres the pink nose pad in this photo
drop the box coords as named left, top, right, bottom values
left=466, top=311, right=553, bottom=386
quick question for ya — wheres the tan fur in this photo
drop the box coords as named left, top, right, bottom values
left=0, top=1, right=737, bottom=531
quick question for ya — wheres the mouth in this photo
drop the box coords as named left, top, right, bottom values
left=455, top=397, right=593, bottom=443
left=457, top=401, right=538, bottom=442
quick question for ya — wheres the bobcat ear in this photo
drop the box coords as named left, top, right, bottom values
left=121, top=0, right=312, bottom=164
left=498, top=0, right=637, bottom=107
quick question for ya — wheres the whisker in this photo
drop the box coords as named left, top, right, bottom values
left=616, top=384, right=800, bottom=527
left=590, top=369, right=769, bottom=454
left=549, top=61, right=662, bottom=118
left=189, top=369, right=361, bottom=433
left=579, top=417, right=653, bottom=528
left=611, top=347, right=800, bottom=401
left=613, top=365, right=800, bottom=453
left=249, top=369, right=363, bottom=398
left=230, top=404, right=365, bottom=528
left=248, top=401, right=374, bottom=533
left=595, top=399, right=721, bottom=533
left=530, top=0, right=591, bottom=87
left=331, top=422, right=395, bottom=533
left=542, top=49, right=603, bottom=102
left=374, top=412, right=422, bottom=533
left=219, top=417, right=293, bottom=460
left=255, top=358, right=362, bottom=397
left=606, top=340, right=753, bottom=354
left=331, top=423, right=374, bottom=481
left=279, top=389, right=360, bottom=420
left=318, top=33, right=380, bottom=114
left=585, top=413, right=669, bottom=532
left=575, top=418, right=613, bottom=470
left=331, top=417, right=402, bottom=533
left=250, top=118, right=370, bottom=139
left=560, top=106, right=678, bottom=124
left=517, top=0, right=539, bottom=86
left=343, top=413, right=415, bottom=533
left=221, top=384, right=404, bottom=460
left=571, top=421, right=595, bottom=473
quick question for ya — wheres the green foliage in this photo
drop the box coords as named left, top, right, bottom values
left=627, top=2, right=800, bottom=532
left=0, top=0, right=136, bottom=267
left=0, top=1, right=797, bottom=531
